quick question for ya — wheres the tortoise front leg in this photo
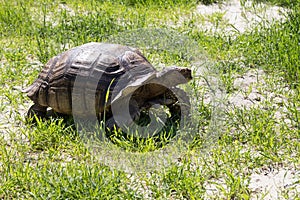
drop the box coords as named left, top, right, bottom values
left=105, top=116, right=118, bottom=131
left=105, top=101, right=142, bottom=132
left=27, top=103, right=47, bottom=120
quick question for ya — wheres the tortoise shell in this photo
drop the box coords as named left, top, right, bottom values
left=24, top=42, right=192, bottom=123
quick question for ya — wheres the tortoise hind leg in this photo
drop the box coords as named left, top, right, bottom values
left=27, top=103, right=47, bottom=121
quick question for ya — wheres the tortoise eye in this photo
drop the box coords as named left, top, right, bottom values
left=130, top=58, right=142, bottom=65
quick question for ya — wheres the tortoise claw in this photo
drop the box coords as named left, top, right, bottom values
left=26, top=104, right=47, bottom=122
left=105, top=117, right=119, bottom=132
left=27, top=104, right=47, bottom=118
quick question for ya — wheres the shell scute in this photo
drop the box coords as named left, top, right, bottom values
left=25, top=42, right=156, bottom=116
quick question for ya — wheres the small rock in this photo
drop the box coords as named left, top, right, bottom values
left=229, top=93, right=253, bottom=108
left=248, top=92, right=262, bottom=102
left=273, top=96, right=284, bottom=105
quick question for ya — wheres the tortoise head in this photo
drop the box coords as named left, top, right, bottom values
left=169, top=66, right=192, bottom=82
left=155, top=66, right=192, bottom=87
left=111, top=66, right=192, bottom=104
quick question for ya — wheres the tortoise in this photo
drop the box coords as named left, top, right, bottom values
left=24, top=42, right=192, bottom=130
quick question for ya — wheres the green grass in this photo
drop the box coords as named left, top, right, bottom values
left=0, top=0, right=299, bottom=198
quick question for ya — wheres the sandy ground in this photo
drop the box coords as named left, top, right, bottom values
left=195, top=1, right=298, bottom=199
left=196, top=0, right=287, bottom=34
left=249, top=168, right=300, bottom=199
left=198, top=67, right=300, bottom=199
